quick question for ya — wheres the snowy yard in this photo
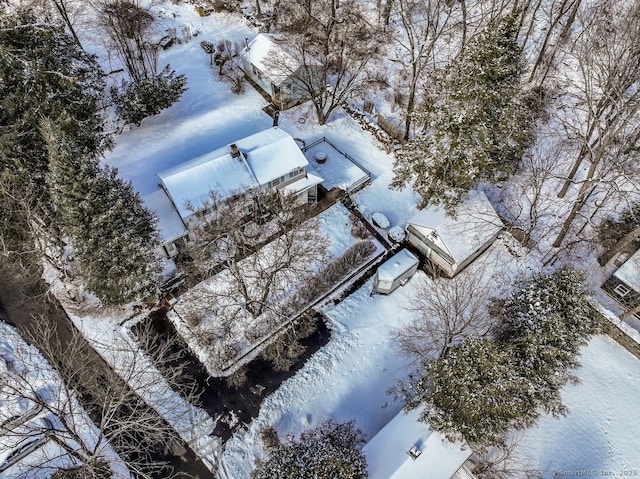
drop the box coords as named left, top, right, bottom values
left=217, top=240, right=528, bottom=478
left=66, top=1, right=640, bottom=476
left=169, top=203, right=386, bottom=377
left=515, top=335, right=640, bottom=477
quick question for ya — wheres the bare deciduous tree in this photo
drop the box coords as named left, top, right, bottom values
left=524, top=0, right=583, bottom=84
left=0, top=317, right=199, bottom=478
left=183, top=188, right=330, bottom=319
left=270, top=0, right=387, bottom=124
left=393, top=266, right=496, bottom=362
left=98, top=0, right=159, bottom=83
left=551, top=0, right=640, bottom=247
left=390, top=0, right=456, bottom=139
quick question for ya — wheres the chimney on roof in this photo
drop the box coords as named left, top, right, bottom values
left=230, top=143, right=241, bottom=159
left=245, top=36, right=250, bottom=50
left=407, top=445, right=422, bottom=460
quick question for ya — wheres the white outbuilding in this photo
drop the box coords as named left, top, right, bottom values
left=405, top=190, right=503, bottom=278
left=373, top=249, right=419, bottom=294
left=364, top=407, right=473, bottom=479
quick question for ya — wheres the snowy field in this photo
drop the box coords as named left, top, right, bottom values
left=515, top=335, right=640, bottom=477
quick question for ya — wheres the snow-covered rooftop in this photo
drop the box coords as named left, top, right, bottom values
left=157, top=127, right=309, bottom=218
left=241, top=34, right=301, bottom=85
left=157, top=144, right=258, bottom=218
left=241, top=128, right=308, bottom=184
left=407, top=190, right=504, bottom=264
left=143, top=189, right=188, bottom=244
left=363, top=408, right=472, bottom=479
left=612, top=248, right=640, bottom=292
left=281, top=171, right=323, bottom=196
left=376, top=249, right=419, bottom=282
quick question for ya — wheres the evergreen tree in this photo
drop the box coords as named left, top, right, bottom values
left=494, top=268, right=601, bottom=417
left=0, top=8, right=108, bottom=273
left=0, top=8, right=107, bottom=189
left=391, top=13, right=537, bottom=212
left=395, top=269, right=601, bottom=450
left=398, top=337, right=535, bottom=449
left=111, top=65, right=187, bottom=126
left=44, top=119, right=160, bottom=305
left=252, top=420, right=368, bottom=479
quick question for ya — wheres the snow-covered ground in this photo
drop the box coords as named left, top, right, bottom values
left=54, top=1, right=640, bottom=476
left=0, top=322, right=129, bottom=478
left=217, top=241, right=528, bottom=478
left=60, top=305, right=220, bottom=472
left=515, top=335, right=640, bottom=477
left=169, top=202, right=385, bottom=377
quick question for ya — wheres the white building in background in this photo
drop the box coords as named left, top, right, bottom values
left=146, top=127, right=323, bottom=258
left=240, top=33, right=323, bottom=110
left=364, top=408, right=473, bottom=479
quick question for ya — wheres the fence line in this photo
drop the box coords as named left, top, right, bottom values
left=300, top=137, right=372, bottom=192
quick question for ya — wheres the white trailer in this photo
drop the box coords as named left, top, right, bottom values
left=373, top=249, right=419, bottom=294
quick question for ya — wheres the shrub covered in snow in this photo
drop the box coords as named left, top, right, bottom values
left=111, top=66, right=187, bottom=126
left=252, top=420, right=368, bottom=479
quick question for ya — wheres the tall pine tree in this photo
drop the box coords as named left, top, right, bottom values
left=0, top=8, right=108, bottom=274
left=44, top=119, right=160, bottom=305
left=391, top=13, right=537, bottom=212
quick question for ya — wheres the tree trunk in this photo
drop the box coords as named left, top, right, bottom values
left=598, top=224, right=640, bottom=266
left=382, top=0, right=393, bottom=26
left=552, top=159, right=599, bottom=248
left=404, top=62, right=418, bottom=141
left=527, top=0, right=572, bottom=83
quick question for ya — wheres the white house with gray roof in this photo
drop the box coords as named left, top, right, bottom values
left=148, top=127, right=322, bottom=257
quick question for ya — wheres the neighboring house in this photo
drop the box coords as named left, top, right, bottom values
left=148, top=127, right=323, bottom=257
left=405, top=190, right=503, bottom=278
left=363, top=408, right=474, bottom=479
left=603, top=248, right=640, bottom=308
left=241, top=33, right=323, bottom=109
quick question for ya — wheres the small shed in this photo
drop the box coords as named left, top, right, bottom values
left=240, top=34, right=322, bottom=109
left=363, top=407, right=472, bottom=479
left=406, top=190, right=503, bottom=278
left=373, top=249, right=419, bottom=294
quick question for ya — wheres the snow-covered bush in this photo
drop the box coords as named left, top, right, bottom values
left=252, top=420, right=368, bottom=479
left=111, top=66, right=187, bottom=126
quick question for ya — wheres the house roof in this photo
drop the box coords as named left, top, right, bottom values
left=377, top=249, right=419, bottom=282
left=156, top=127, right=309, bottom=218
left=363, top=408, right=472, bottom=479
left=143, top=189, right=188, bottom=244
left=282, top=171, right=323, bottom=196
left=406, top=190, right=503, bottom=264
left=613, top=249, right=640, bottom=292
left=241, top=128, right=308, bottom=184
left=241, top=34, right=301, bottom=85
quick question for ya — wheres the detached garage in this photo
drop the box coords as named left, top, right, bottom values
left=406, top=190, right=503, bottom=278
